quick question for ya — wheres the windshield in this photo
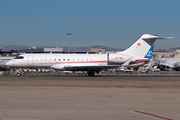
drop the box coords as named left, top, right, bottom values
left=15, top=56, right=24, bottom=59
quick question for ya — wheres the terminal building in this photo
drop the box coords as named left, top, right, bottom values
left=18, top=47, right=65, bottom=54
left=0, top=51, right=17, bottom=60
left=153, top=49, right=180, bottom=60
left=18, top=47, right=97, bottom=54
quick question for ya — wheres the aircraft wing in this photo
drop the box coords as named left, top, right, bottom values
left=64, top=65, right=119, bottom=71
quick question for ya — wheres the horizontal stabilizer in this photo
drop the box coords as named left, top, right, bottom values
left=142, top=36, right=174, bottom=40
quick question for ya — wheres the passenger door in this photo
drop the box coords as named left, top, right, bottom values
left=28, top=55, right=34, bottom=67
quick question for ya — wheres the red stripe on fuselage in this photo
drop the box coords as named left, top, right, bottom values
left=136, top=59, right=150, bottom=62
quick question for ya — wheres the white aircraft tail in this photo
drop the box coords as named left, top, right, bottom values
left=118, top=34, right=173, bottom=58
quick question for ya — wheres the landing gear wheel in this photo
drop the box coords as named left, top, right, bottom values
left=88, top=71, right=94, bottom=76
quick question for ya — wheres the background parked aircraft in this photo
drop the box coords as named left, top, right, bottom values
left=0, top=60, right=10, bottom=71
left=159, top=60, right=180, bottom=71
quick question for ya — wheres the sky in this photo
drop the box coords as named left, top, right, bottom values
left=0, top=0, right=180, bottom=49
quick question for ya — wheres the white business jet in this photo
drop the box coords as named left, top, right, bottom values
left=5, top=34, right=173, bottom=76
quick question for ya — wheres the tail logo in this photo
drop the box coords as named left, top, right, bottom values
left=144, top=45, right=154, bottom=59
left=146, top=51, right=153, bottom=57
left=161, top=60, right=167, bottom=63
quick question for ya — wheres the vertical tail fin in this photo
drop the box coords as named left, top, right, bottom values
left=119, top=34, right=173, bottom=58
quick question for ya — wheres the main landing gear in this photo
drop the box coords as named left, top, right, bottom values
left=88, top=71, right=95, bottom=76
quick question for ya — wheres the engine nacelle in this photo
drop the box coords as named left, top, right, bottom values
left=108, top=54, right=135, bottom=64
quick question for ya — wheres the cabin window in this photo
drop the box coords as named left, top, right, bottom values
left=59, top=59, right=61, bottom=61
left=54, top=58, right=56, bottom=61
left=81, top=58, right=83, bottom=61
left=68, top=59, right=70, bottom=61
left=63, top=59, right=65, bottom=61
left=15, top=56, right=24, bottom=59
left=86, top=58, right=88, bottom=61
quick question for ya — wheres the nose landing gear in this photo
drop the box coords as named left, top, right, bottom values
left=17, top=72, right=21, bottom=77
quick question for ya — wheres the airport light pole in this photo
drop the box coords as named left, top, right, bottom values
left=66, top=33, right=72, bottom=53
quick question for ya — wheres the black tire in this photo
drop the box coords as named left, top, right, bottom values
left=17, top=73, right=21, bottom=77
left=88, top=71, right=94, bottom=76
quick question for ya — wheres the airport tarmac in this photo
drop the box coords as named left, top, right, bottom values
left=0, top=75, right=180, bottom=120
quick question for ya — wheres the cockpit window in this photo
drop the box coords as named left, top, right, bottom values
left=15, top=56, right=24, bottom=59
